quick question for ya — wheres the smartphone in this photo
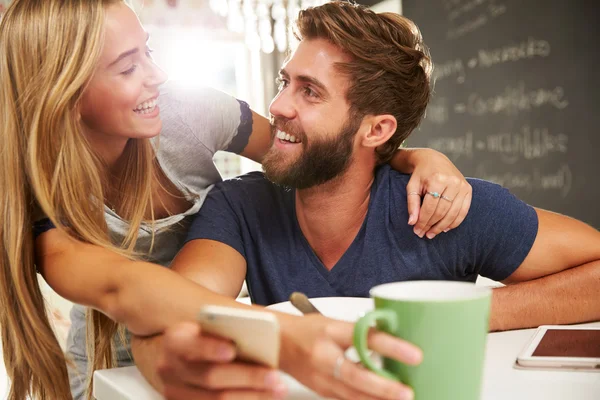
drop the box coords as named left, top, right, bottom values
left=197, top=305, right=280, bottom=368
left=516, top=325, right=600, bottom=371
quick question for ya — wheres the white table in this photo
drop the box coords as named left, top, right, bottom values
left=94, top=321, right=600, bottom=400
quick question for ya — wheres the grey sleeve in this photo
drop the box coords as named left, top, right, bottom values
left=158, top=82, right=252, bottom=154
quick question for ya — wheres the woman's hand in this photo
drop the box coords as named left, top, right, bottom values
left=279, top=314, right=422, bottom=400
left=393, top=148, right=472, bottom=239
left=152, top=314, right=422, bottom=400
left=156, top=322, right=288, bottom=400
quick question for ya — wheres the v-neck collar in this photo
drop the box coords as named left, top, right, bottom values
left=291, top=182, right=376, bottom=282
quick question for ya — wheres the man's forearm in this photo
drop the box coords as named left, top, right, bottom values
left=490, top=260, right=600, bottom=331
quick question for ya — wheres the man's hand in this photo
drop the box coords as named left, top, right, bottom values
left=404, top=149, right=472, bottom=239
left=152, top=322, right=288, bottom=400
left=279, top=314, right=422, bottom=400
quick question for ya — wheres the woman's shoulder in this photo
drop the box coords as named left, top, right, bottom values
left=157, top=81, right=245, bottom=150
left=158, top=81, right=237, bottom=117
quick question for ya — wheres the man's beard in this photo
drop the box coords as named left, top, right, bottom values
left=262, top=116, right=361, bottom=189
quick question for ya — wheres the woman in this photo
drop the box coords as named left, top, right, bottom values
left=0, top=0, right=471, bottom=399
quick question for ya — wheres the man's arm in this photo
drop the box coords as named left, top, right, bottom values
left=170, top=239, right=248, bottom=298
left=490, top=208, right=600, bottom=331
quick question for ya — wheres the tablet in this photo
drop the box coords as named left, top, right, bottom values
left=516, top=325, right=600, bottom=370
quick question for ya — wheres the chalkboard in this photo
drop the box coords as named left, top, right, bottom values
left=401, top=0, right=600, bottom=229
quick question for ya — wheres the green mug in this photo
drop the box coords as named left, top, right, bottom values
left=354, top=281, right=492, bottom=400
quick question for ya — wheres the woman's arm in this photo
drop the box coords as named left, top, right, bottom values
left=35, top=228, right=243, bottom=336
left=238, top=110, right=273, bottom=163
left=390, top=148, right=473, bottom=238
left=37, top=228, right=421, bottom=400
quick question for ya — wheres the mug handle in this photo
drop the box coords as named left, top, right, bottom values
left=353, top=309, right=399, bottom=381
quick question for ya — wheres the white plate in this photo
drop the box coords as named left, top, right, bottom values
left=267, top=297, right=373, bottom=322
left=268, top=297, right=375, bottom=399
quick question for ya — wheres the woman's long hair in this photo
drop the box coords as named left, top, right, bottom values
left=0, top=0, right=157, bottom=398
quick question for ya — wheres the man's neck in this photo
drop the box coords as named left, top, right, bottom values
left=295, top=163, right=375, bottom=270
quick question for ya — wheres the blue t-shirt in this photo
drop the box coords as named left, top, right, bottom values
left=186, top=165, right=538, bottom=306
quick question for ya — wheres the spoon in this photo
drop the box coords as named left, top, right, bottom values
left=289, top=292, right=323, bottom=315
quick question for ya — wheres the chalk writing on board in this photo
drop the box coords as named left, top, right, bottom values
left=426, top=97, right=449, bottom=124
left=427, top=132, right=474, bottom=160
left=475, top=37, right=550, bottom=68
left=434, top=58, right=466, bottom=84
left=443, top=0, right=507, bottom=22
left=447, top=14, right=488, bottom=40
left=455, top=82, right=569, bottom=117
left=433, top=37, right=551, bottom=84
left=475, top=163, right=572, bottom=197
left=445, top=0, right=507, bottom=39
left=485, top=126, right=568, bottom=163
left=425, top=125, right=568, bottom=164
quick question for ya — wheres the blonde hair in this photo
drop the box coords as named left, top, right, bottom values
left=0, top=0, right=157, bottom=398
left=295, top=1, right=432, bottom=163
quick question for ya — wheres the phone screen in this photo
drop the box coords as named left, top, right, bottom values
left=532, top=329, right=600, bottom=358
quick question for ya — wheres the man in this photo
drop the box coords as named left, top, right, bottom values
left=133, top=2, right=600, bottom=400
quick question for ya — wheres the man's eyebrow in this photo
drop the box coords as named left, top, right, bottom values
left=278, top=69, right=330, bottom=97
left=297, top=75, right=328, bottom=95
left=108, top=32, right=150, bottom=67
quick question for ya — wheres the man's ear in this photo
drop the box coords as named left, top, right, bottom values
left=359, top=114, right=397, bottom=149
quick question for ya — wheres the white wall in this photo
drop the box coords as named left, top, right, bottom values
left=369, top=0, right=402, bottom=14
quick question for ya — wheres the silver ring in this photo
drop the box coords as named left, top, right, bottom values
left=441, top=195, right=453, bottom=202
left=333, top=355, right=345, bottom=380
left=427, top=191, right=441, bottom=199
left=408, top=191, right=421, bottom=196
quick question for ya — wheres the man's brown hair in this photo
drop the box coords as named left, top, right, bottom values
left=294, top=1, right=432, bottom=164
